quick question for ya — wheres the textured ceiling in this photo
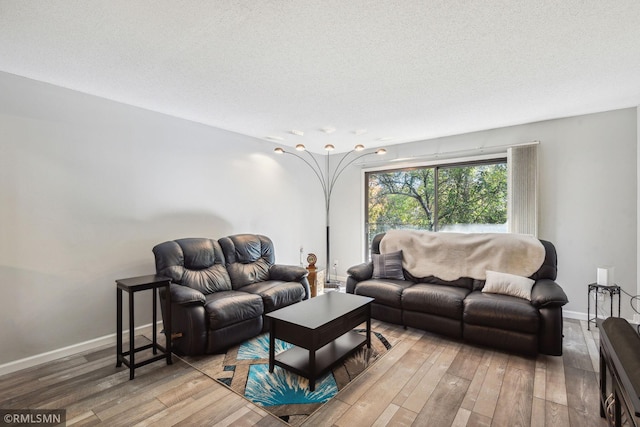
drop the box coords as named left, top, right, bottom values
left=1, top=1, right=639, bottom=153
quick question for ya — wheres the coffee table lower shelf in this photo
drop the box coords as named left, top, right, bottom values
left=273, top=331, right=366, bottom=385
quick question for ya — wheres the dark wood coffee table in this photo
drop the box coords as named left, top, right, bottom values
left=266, top=292, right=373, bottom=391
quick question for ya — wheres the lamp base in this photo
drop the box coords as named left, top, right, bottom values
left=324, top=281, right=341, bottom=292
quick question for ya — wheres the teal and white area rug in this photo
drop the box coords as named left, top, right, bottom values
left=180, top=329, right=394, bottom=425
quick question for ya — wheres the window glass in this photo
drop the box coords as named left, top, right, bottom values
left=365, top=159, right=507, bottom=253
left=437, top=163, right=507, bottom=232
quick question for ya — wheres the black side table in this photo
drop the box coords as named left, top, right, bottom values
left=587, top=283, right=621, bottom=331
left=116, top=274, right=172, bottom=379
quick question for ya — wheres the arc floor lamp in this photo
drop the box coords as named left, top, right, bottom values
left=274, top=143, right=386, bottom=286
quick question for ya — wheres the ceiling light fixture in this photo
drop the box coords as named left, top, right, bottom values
left=321, top=127, right=336, bottom=134
left=295, top=144, right=306, bottom=151
left=290, top=129, right=304, bottom=136
left=266, top=136, right=284, bottom=141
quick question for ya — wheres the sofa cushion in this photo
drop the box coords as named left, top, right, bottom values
left=372, top=250, right=404, bottom=280
left=354, top=279, right=413, bottom=309
left=402, top=284, right=470, bottom=320
left=239, top=280, right=305, bottom=313
left=204, top=291, right=264, bottom=330
left=226, top=260, right=271, bottom=289
left=482, top=270, right=535, bottom=300
left=219, top=234, right=275, bottom=289
left=153, top=238, right=232, bottom=294
left=463, top=291, right=539, bottom=334
left=180, top=267, right=233, bottom=294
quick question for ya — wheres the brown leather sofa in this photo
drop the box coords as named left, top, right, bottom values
left=153, top=234, right=310, bottom=355
left=347, top=233, right=568, bottom=356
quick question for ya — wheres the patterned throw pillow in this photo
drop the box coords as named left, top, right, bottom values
left=372, top=250, right=404, bottom=280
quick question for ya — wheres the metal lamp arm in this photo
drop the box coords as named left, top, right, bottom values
left=283, top=151, right=328, bottom=198
left=328, top=151, right=377, bottom=200
left=330, top=149, right=356, bottom=183
left=275, top=144, right=383, bottom=288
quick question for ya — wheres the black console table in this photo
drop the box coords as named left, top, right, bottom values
left=599, top=317, right=640, bottom=426
left=116, top=274, right=172, bottom=379
left=588, top=283, right=621, bottom=330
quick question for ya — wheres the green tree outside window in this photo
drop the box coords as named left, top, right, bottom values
left=366, top=160, right=507, bottom=251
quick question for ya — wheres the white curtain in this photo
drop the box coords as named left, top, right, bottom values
left=507, top=143, right=538, bottom=236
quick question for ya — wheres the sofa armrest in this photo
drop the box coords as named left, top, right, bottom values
left=347, top=262, right=374, bottom=282
left=270, top=264, right=309, bottom=282
left=269, top=265, right=311, bottom=300
left=530, top=279, right=568, bottom=308
left=161, top=283, right=206, bottom=306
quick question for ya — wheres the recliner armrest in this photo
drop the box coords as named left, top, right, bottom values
left=530, top=279, right=568, bottom=308
left=347, top=262, right=374, bottom=282
left=269, top=264, right=309, bottom=282
left=161, top=283, right=206, bottom=306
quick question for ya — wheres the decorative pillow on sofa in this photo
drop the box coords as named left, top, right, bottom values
left=372, top=250, right=404, bottom=280
left=482, top=270, right=535, bottom=300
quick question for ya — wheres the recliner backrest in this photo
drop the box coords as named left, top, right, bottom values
left=219, top=234, right=274, bottom=289
left=153, top=238, right=232, bottom=295
left=531, top=239, right=558, bottom=281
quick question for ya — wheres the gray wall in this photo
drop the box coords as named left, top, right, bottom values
left=1, top=69, right=638, bottom=367
left=331, top=108, right=638, bottom=320
left=0, top=72, right=325, bottom=365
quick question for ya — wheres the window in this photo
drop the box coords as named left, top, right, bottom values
left=365, top=158, right=507, bottom=251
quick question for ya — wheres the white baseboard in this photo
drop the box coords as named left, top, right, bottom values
left=563, top=309, right=634, bottom=324
left=563, top=310, right=587, bottom=321
left=0, top=321, right=160, bottom=377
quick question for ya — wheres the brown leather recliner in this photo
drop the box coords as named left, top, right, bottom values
left=153, top=234, right=309, bottom=355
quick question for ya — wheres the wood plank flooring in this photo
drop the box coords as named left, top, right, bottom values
left=0, top=319, right=607, bottom=426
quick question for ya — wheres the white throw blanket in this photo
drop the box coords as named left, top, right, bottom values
left=380, top=229, right=545, bottom=281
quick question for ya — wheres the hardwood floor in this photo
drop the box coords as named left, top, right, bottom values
left=0, top=319, right=607, bottom=426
